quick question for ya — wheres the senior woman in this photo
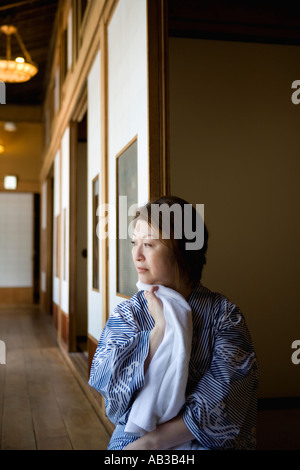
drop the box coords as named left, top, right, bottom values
left=89, top=196, right=258, bottom=450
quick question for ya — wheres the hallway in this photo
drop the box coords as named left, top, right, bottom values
left=0, top=306, right=110, bottom=450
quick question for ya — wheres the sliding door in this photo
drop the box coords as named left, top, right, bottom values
left=107, top=0, right=148, bottom=312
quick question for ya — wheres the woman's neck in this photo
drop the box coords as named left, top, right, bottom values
left=177, top=282, right=193, bottom=299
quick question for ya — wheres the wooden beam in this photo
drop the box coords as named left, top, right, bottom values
left=147, top=0, right=170, bottom=199
left=68, top=121, right=77, bottom=352
left=100, top=16, right=109, bottom=327
left=0, top=180, right=40, bottom=193
left=0, top=105, right=42, bottom=123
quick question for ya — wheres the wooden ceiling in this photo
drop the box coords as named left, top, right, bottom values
left=169, top=0, right=300, bottom=45
left=0, top=0, right=59, bottom=106
left=1, top=0, right=300, bottom=107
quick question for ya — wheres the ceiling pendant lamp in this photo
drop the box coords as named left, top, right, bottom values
left=0, top=25, right=38, bottom=83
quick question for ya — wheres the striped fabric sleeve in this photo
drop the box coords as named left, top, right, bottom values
left=182, top=296, right=258, bottom=449
left=88, top=298, right=151, bottom=425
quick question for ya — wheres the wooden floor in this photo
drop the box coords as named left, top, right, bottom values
left=257, top=408, right=300, bottom=450
left=0, top=305, right=111, bottom=450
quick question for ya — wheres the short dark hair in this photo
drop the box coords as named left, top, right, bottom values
left=134, top=195, right=208, bottom=287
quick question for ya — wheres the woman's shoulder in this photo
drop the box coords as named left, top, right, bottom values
left=115, top=290, right=146, bottom=313
left=113, top=290, right=153, bottom=329
left=189, top=283, right=243, bottom=326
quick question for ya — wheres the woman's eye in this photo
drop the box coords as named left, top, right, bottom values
left=130, top=240, right=152, bottom=247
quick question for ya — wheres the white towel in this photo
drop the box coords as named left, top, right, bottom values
left=125, top=281, right=193, bottom=437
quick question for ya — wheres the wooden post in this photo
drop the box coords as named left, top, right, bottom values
left=147, top=0, right=170, bottom=199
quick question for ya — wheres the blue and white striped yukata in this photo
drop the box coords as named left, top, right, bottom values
left=89, top=282, right=258, bottom=450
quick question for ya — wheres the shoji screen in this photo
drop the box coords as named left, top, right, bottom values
left=87, top=49, right=102, bottom=341
left=0, top=193, right=33, bottom=288
left=108, top=0, right=148, bottom=312
left=60, top=126, right=70, bottom=315
left=41, top=180, right=47, bottom=294
left=53, top=149, right=60, bottom=306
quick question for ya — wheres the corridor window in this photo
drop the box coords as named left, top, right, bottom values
left=63, top=208, right=67, bottom=281
left=54, top=214, right=60, bottom=278
left=116, top=138, right=138, bottom=298
left=92, top=175, right=99, bottom=291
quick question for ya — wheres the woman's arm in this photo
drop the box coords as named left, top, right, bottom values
left=88, top=298, right=151, bottom=424
left=124, top=415, right=195, bottom=450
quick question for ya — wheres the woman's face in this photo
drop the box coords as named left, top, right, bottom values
left=131, top=219, right=177, bottom=288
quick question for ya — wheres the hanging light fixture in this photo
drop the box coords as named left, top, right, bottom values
left=0, top=25, right=38, bottom=83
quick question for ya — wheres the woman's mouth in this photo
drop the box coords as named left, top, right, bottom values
left=136, top=267, right=148, bottom=273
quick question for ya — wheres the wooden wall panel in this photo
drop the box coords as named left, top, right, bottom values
left=0, top=288, right=33, bottom=304
left=61, top=310, right=69, bottom=347
left=52, top=302, right=59, bottom=331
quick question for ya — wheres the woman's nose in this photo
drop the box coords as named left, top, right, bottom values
left=135, top=245, right=144, bottom=261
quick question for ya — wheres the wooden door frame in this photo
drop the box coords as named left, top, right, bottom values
left=147, top=0, right=170, bottom=199
left=68, top=120, right=77, bottom=352
left=69, top=88, right=88, bottom=352
left=44, top=176, right=54, bottom=315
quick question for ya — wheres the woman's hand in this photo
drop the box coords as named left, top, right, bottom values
left=124, top=415, right=195, bottom=450
left=144, top=286, right=165, bottom=328
left=123, top=435, right=153, bottom=450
